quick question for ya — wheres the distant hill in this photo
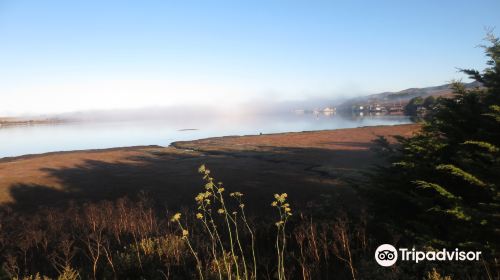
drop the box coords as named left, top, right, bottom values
left=337, top=81, right=482, bottom=111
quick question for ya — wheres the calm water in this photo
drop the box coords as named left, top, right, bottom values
left=0, top=113, right=411, bottom=158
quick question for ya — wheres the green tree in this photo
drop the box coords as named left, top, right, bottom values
left=404, top=96, right=424, bottom=116
left=423, top=95, right=436, bottom=109
left=366, top=34, right=500, bottom=258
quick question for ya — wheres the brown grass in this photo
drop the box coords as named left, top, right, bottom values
left=0, top=124, right=420, bottom=211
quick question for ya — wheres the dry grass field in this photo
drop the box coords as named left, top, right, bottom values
left=0, top=124, right=420, bottom=212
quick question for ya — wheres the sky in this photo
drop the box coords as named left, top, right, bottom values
left=1, top=0, right=500, bottom=116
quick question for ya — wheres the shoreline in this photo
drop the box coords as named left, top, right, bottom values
left=1, top=124, right=416, bottom=161
left=0, top=145, right=164, bottom=163
left=0, top=123, right=420, bottom=211
left=0, top=117, right=66, bottom=128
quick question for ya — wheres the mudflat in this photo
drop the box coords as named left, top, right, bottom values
left=0, top=124, right=419, bottom=212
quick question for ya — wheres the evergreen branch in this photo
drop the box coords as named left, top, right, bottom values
left=413, top=180, right=459, bottom=200
left=462, top=141, right=499, bottom=153
left=436, top=164, right=487, bottom=187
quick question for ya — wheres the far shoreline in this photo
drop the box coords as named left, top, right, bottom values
left=0, top=117, right=67, bottom=128
left=0, top=124, right=418, bottom=162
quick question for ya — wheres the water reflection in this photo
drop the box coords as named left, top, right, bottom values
left=0, top=113, right=411, bottom=158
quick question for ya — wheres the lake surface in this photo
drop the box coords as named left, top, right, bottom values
left=0, top=113, right=411, bottom=158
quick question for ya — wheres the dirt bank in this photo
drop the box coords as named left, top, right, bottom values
left=0, top=124, right=419, bottom=212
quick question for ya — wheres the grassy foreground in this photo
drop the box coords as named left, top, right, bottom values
left=0, top=124, right=438, bottom=279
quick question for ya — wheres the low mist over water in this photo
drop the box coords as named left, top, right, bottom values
left=0, top=112, right=411, bottom=158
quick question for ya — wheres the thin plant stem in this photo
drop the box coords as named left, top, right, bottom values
left=230, top=212, right=249, bottom=280
left=176, top=221, right=204, bottom=280
left=239, top=201, right=257, bottom=280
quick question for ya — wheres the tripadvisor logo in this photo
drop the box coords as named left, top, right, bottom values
left=375, top=244, right=398, bottom=266
left=375, top=244, right=482, bottom=267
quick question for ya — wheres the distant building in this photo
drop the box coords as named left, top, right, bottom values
left=388, top=106, right=404, bottom=113
left=352, top=105, right=365, bottom=112
left=322, top=107, right=336, bottom=116
left=369, top=104, right=384, bottom=112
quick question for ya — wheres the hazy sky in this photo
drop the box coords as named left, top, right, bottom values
left=1, top=0, right=499, bottom=115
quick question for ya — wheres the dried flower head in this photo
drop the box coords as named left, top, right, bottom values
left=171, top=213, right=181, bottom=222
left=205, top=182, right=214, bottom=190
left=195, top=193, right=205, bottom=202
left=198, top=164, right=206, bottom=173
left=230, top=192, right=243, bottom=197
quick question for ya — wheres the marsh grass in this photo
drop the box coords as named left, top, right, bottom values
left=0, top=165, right=492, bottom=279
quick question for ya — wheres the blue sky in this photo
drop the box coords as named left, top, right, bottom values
left=1, top=0, right=499, bottom=115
